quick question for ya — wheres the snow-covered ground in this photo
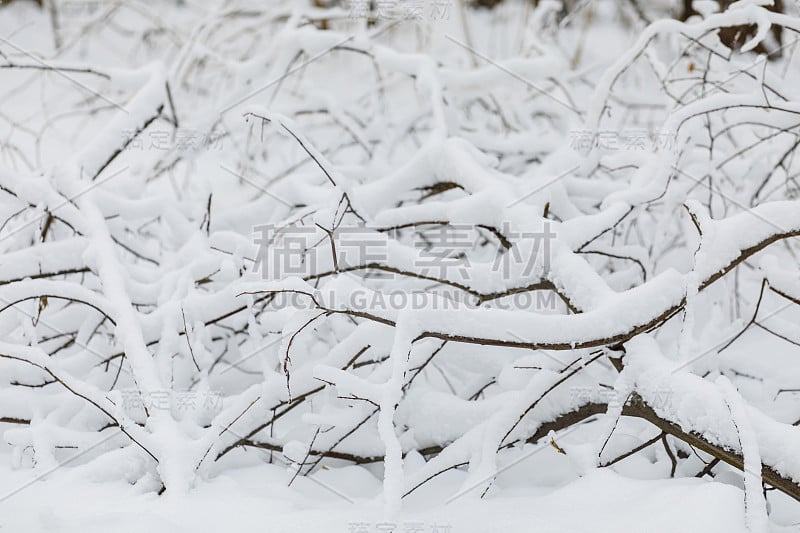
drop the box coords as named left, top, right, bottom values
left=0, top=440, right=774, bottom=533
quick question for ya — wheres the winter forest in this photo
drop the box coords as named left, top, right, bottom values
left=1, top=0, right=800, bottom=531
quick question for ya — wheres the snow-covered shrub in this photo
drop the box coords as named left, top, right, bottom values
left=0, top=0, right=799, bottom=527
